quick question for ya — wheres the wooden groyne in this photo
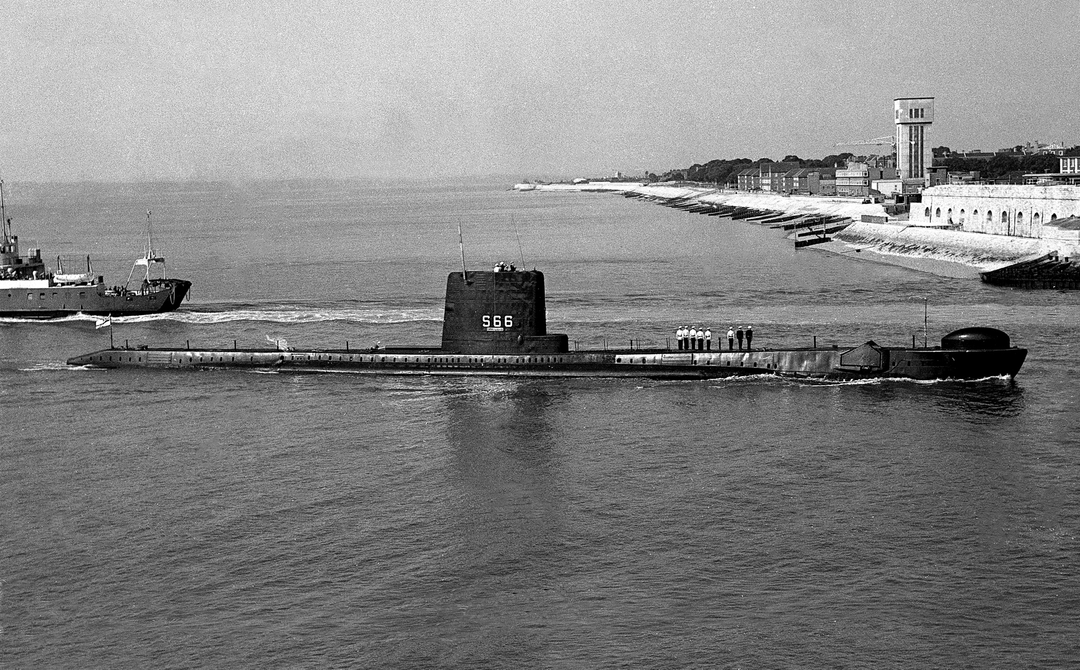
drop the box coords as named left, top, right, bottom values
left=623, top=187, right=858, bottom=245
left=980, top=253, right=1080, bottom=289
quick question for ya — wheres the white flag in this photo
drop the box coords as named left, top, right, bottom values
left=96, top=317, right=112, bottom=329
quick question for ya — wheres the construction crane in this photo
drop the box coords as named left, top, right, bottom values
left=835, top=135, right=896, bottom=148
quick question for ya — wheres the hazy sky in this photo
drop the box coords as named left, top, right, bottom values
left=3, top=0, right=1077, bottom=182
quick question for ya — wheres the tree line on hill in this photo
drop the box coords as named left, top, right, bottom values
left=932, top=148, right=1061, bottom=182
left=657, top=149, right=1069, bottom=185
left=659, top=154, right=855, bottom=184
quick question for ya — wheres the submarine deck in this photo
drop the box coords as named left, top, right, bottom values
left=67, top=343, right=1027, bottom=381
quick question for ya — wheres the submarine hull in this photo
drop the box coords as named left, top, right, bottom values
left=66, top=345, right=1027, bottom=381
left=64, top=268, right=1028, bottom=381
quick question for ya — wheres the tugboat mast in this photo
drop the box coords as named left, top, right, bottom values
left=124, top=210, right=168, bottom=287
left=146, top=209, right=153, bottom=258
left=1, top=178, right=9, bottom=240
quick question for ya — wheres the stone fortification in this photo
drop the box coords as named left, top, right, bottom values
left=912, top=184, right=1080, bottom=237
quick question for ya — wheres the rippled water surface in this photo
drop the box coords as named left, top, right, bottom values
left=2, top=179, right=1079, bottom=668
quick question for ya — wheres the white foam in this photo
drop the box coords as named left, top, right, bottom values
left=1, top=307, right=443, bottom=326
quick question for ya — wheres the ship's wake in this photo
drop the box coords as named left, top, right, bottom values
left=771, top=374, right=1017, bottom=387
left=1, top=306, right=442, bottom=327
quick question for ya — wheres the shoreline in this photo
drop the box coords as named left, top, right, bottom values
left=810, top=239, right=984, bottom=279
left=523, top=181, right=1079, bottom=279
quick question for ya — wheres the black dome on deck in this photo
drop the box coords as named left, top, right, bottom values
left=941, top=327, right=1010, bottom=350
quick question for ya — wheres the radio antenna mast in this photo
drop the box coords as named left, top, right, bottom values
left=512, top=213, right=525, bottom=268
left=457, top=221, right=468, bottom=283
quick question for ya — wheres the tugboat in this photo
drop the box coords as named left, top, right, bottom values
left=0, top=181, right=191, bottom=318
left=67, top=263, right=1027, bottom=381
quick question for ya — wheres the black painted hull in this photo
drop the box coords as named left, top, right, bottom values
left=67, top=344, right=1027, bottom=381
left=1, top=280, right=191, bottom=318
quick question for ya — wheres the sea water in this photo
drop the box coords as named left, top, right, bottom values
left=2, top=179, right=1079, bottom=668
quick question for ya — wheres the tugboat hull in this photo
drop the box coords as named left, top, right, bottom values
left=1, top=279, right=191, bottom=318
left=2, top=183, right=192, bottom=319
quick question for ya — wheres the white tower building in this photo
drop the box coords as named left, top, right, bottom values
left=894, top=97, right=934, bottom=186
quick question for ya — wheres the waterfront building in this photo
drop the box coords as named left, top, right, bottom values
left=912, top=184, right=1080, bottom=238
left=1020, top=141, right=1068, bottom=156
left=735, top=167, right=759, bottom=191
left=760, top=162, right=799, bottom=192
left=895, top=97, right=934, bottom=188
left=927, top=166, right=949, bottom=187
left=781, top=169, right=801, bottom=193
left=949, top=171, right=984, bottom=185
left=836, top=162, right=871, bottom=197
left=1022, top=153, right=1080, bottom=186
left=836, top=161, right=896, bottom=197
left=872, top=178, right=903, bottom=197
left=736, top=163, right=799, bottom=192
left=760, top=168, right=779, bottom=192
left=817, top=170, right=837, bottom=196
left=784, top=167, right=836, bottom=195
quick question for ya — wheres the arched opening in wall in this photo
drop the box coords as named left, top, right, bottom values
left=935, top=207, right=941, bottom=218
left=972, top=209, right=979, bottom=223
left=1051, top=213, right=1058, bottom=221
left=1017, top=211, right=1024, bottom=227
left=1001, top=211, right=1009, bottom=224
left=959, top=209, right=966, bottom=224
left=924, top=207, right=931, bottom=218
left=1034, top=212, right=1041, bottom=226
left=986, top=210, right=994, bottom=224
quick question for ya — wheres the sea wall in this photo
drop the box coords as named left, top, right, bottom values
left=540, top=181, right=888, bottom=220
left=530, top=182, right=1080, bottom=271
left=832, top=222, right=1066, bottom=270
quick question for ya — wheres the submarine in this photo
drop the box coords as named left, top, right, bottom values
left=67, top=265, right=1028, bottom=381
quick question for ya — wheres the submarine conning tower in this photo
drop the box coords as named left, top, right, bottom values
left=440, top=268, right=569, bottom=354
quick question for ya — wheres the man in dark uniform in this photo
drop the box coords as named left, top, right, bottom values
left=736, top=326, right=744, bottom=350
left=746, top=325, right=753, bottom=349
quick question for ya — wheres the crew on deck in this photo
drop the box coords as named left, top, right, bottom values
left=673, top=325, right=724, bottom=351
